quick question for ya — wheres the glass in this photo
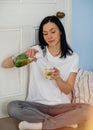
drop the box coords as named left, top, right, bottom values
left=43, top=66, right=54, bottom=79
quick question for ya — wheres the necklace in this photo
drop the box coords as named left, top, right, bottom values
left=54, top=50, right=61, bottom=56
left=49, top=48, right=61, bottom=56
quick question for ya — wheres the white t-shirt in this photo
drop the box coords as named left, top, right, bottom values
left=26, top=45, right=79, bottom=105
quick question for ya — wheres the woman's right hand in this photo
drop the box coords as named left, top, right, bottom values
left=26, top=48, right=39, bottom=60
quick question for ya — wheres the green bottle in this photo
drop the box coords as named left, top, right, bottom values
left=13, top=52, right=35, bottom=67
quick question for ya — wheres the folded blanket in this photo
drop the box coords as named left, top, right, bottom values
left=72, top=69, right=93, bottom=105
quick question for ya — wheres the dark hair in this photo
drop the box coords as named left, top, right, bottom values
left=38, top=15, right=73, bottom=58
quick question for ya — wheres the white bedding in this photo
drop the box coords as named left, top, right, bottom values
left=72, top=69, right=93, bottom=105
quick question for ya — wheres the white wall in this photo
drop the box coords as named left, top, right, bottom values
left=0, top=0, right=72, bottom=118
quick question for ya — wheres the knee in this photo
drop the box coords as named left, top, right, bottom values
left=7, top=100, right=18, bottom=117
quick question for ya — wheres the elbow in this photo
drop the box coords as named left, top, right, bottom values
left=1, top=63, right=14, bottom=68
left=63, top=88, right=72, bottom=95
left=1, top=60, right=7, bottom=68
left=64, top=84, right=74, bottom=95
left=1, top=61, right=11, bottom=68
left=1, top=57, right=14, bottom=68
left=64, top=91, right=71, bottom=95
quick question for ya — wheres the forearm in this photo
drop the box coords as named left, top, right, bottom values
left=55, top=77, right=73, bottom=94
left=2, top=56, right=15, bottom=68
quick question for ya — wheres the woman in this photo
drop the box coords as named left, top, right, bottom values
left=2, top=16, right=92, bottom=130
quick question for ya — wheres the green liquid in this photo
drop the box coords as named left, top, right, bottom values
left=13, top=53, right=33, bottom=67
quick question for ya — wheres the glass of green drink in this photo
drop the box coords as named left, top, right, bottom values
left=43, top=66, right=54, bottom=79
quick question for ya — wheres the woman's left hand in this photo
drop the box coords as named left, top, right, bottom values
left=50, top=67, right=61, bottom=80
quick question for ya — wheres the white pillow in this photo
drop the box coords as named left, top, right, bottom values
left=72, top=69, right=93, bottom=105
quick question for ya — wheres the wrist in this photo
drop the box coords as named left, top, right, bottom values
left=55, top=76, right=61, bottom=81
